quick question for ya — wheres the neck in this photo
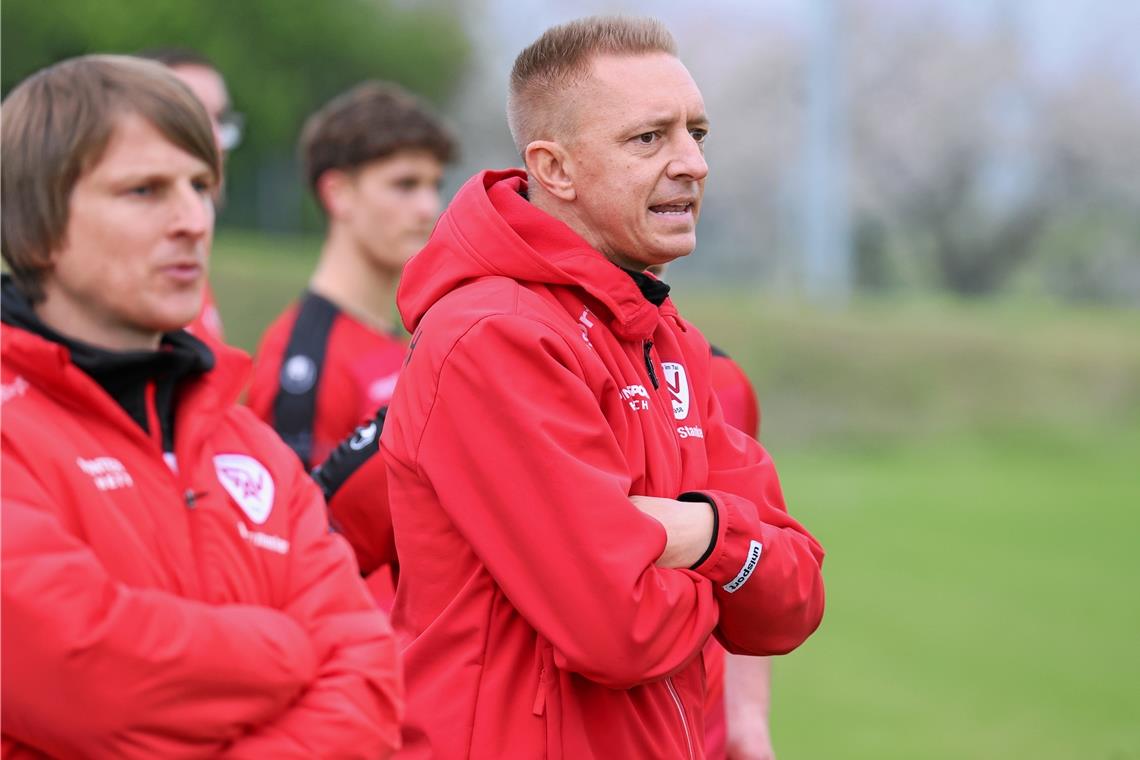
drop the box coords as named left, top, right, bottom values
left=309, top=227, right=400, bottom=332
left=33, top=295, right=162, bottom=352
left=527, top=181, right=645, bottom=271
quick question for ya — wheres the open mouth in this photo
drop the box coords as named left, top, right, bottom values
left=649, top=202, right=693, bottom=216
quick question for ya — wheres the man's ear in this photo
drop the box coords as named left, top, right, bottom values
left=524, top=140, right=576, bottom=202
left=316, top=169, right=354, bottom=220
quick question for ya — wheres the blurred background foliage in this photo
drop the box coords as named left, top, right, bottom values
left=5, top=0, right=1138, bottom=305
left=2, top=0, right=470, bottom=231
left=4, top=1, right=1139, bottom=757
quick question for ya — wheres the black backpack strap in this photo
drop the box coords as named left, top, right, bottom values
left=311, top=406, right=387, bottom=505
left=272, top=291, right=339, bottom=468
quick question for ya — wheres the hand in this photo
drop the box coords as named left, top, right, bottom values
left=725, top=654, right=775, bottom=760
left=726, top=728, right=776, bottom=760
left=630, top=495, right=714, bottom=569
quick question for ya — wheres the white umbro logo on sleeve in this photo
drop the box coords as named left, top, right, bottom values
left=214, top=454, right=275, bottom=524
left=723, top=540, right=763, bottom=593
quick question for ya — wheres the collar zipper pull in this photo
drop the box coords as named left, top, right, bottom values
left=643, top=340, right=659, bottom=389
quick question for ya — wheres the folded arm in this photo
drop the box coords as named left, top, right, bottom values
left=0, top=493, right=317, bottom=759
left=689, top=394, right=826, bottom=655
left=223, top=456, right=402, bottom=759
left=404, top=316, right=720, bottom=688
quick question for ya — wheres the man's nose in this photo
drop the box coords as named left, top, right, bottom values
left=668, top=134, right=709, bottom=182
left=170, top=184, right=214, bottom=237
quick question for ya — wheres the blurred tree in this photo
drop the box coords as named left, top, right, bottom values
left=1033, top=64, right=1140, bottom=303
left=669, top=0, right=1140, bottom=302
left=845, top=6, right=1050, bottom=296
left=846, top=2, right=1140, bottom=299
left=2, top=0, right=471, bottom=231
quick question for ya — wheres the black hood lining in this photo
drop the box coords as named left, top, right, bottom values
left=622, top=268, right=671, bottom=307
left=2, top=275, right=214, bottom=450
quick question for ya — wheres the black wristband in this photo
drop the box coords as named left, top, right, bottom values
left=677, top=491, right=719, bottom=570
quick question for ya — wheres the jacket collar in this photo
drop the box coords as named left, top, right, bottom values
left=1, top=277, right=251, bottom=449
left=398, top=170, right=678, bottom=341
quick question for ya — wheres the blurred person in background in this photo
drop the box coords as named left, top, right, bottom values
left=141, top=47, right=243, bottom=344
left=0, top=55, right=401, bottom=758
left=652, top=264, right=775, bottom=760
left=380, top=16, right=825, bottom=758
left=247, top=81, right=455, bottom=606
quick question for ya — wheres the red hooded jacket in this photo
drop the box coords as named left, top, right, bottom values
left=0, top=319, right=402, bottom=758
left=381, top=170, right=824, bottom=759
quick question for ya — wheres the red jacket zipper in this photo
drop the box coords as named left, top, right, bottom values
left=665, top=676, right=695, bottom=760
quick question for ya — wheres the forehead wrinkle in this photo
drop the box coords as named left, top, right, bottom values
left=623, top=109, right=710, bottom=131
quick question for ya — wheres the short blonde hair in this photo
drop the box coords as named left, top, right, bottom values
left=507, top=16, right=677, bottom=155
left=1, top=55, right=218, bottom=301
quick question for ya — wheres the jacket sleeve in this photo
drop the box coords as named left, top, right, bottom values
left=687, top=387, right=826, bottom=656
left=0, top=459, right=319, bottom=759
left=311, top=407, right=397, bottom=575
left=222, top=450, right=402, bottom=759
left=395, top=316, right=720, bottom=689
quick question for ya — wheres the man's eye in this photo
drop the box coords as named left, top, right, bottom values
left=690, top=129, right=708, bottom=144
left=636, top=132, right=658, bottom=145
left=394, top=178, right=419, bottom=191
left=127, top=184, right=155, bottom=197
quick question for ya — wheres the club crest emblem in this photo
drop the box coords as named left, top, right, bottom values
left=214, top=454, right=275, bottom=524
left=661, top=362, right=690, bottom=420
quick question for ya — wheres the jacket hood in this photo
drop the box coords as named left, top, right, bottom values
left=397, top=169, right=665, bottom=340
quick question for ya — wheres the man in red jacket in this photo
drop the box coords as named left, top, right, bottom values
left=381, top=16, right=825, bottom=759
left=313, top=336, right=777, bottom=759
left=0, top=55, right=401, bottom=758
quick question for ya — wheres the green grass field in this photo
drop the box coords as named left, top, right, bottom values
left=774, top=429, right=1140, bottom=759
left=213, top=232, right=1140, bottom=759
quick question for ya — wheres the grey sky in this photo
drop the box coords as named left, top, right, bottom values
left=473, top=0, right=1139, bottom=84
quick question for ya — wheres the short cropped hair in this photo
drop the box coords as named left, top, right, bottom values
left=1, top=55, right=219, bottom=301
left=507, top=16, right=677, bottom=155
left=300, top=81, right=456, bottom=213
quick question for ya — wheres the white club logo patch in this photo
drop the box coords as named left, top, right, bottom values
left=661, top=362, right=690, bottom=420
left=214, top=454, right=275, bottom=524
